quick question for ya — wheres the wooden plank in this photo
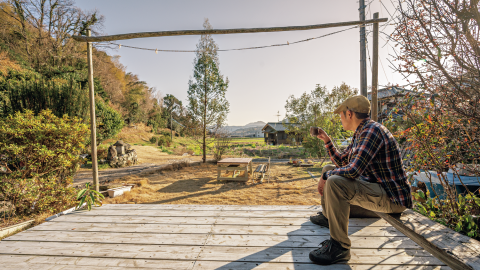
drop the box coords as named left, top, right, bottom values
left=29, top=222, right=214, bottom=234
left=3, top=229, right=409, bottom=247
left=378, top=209, right=480, bottom=270
left=0, top=241, right=437, bottom=265
left=50, top=215, right=389, bottom=226
left=205, top=234, right=420, bottom=249
left=100, top=204, right=323, bottom=211
left=70, top=209, right=323, bottom=218
left=29, top=222, right=404, bottom=237
left=217, top=158, right=253, bottom=164
left=0, top=241, right=202, bottom=260
left=197, top=246, right=444, bottom=265
left=4, top=231, right=209, bottom=246
left=0, top=255, right=450, bottom=270
left=0, top=255, right=194, bottom=269
left=193, top=261, right=451, bottom=270
left=72, top=18, right=388, bottom=42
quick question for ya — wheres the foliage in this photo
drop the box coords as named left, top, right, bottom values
left=413, top=190, right=480, bottom=239
left=149, top=135, right=172, bottom=147
left=187, top=19, right=230, bottom=163
left=1, top=72, right=89, bottom=120
left=77, top=182, right=104, bottom=211
left=284, top=83, right=358, bottom=158
left=0, top=110, right=88, bottom=216
left=213, top=136, right=231, bottom=161
left=95, top=98, right=124, bottom=145
left=388, top=0, right=480, bottom=238
left=0, top=1, right=163, bottom=129
left=391, top=0, right=480, bottom=122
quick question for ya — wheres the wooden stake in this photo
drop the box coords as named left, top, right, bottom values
left=73, top=18, right=388, bottom=43
left=371, top=13, right=379, bottom=122
left=87, top=29, right=99, bottom=192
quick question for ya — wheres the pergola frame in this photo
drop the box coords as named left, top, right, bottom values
left=75, top=15, right=385, bottom=192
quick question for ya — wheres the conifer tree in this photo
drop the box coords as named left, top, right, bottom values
left=187, top=19, right=229, bottom=163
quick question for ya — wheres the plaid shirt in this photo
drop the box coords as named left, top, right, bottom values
left=324, top=118, right=412, bottom=208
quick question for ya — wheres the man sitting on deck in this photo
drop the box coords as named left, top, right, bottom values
left=308, top=95, right=412, bottom=265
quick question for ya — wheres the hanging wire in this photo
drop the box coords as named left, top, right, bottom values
left=106, top=25, right=362, bottom=53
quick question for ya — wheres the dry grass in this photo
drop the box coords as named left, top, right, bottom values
left=103, top=123, right=154, bottom=145
left=104, top=163, right=322, bottom=205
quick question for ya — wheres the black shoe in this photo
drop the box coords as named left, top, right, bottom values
left=310, top=212, right=329, bottom=228
left=309, top=238, right=351, bottom=265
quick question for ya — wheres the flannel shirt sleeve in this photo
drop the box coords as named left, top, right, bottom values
left=325, top=140, right=352, bottom=167
left=325, top=127, right=384, bottom=179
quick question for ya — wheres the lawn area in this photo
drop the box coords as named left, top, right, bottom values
left=103, top=163, right=326, bottom=205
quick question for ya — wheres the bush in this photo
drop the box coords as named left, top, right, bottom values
left=95, top=99, right=124, bottom=145
left=157, top=135, right=172, bottom=147
left=0, top=110, right=89, bottom=216
left=149, top=136, right=158, bottom=144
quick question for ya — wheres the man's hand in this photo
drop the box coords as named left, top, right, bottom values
left=318, top=178, right=326, bottom=196
left=316, top=128, right=331, bottom=144
left=317, top=173, right=328, bottom=196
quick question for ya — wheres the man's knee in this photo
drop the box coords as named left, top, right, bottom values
left=321, top=164, right=336, bottom=174
left=324, top=175, right=355, bottom=194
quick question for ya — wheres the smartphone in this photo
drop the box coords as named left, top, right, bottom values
left=310, top=126, right=319, bottom=137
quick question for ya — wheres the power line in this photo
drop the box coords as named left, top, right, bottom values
left=103, top=26, right=362, bottom=53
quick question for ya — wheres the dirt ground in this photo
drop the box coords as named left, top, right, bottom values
left=104, top=163, right=323, bottom=205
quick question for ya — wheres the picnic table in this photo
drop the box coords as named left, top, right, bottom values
left=217, top=158, right=253, bottom=182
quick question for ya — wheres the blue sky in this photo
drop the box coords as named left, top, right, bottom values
left=75, top=0, right=403, bottom=126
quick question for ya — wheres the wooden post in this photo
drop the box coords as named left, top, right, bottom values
left=87, top=29, right=99, bottom=192
left=371, top=13, right=379, bottom=121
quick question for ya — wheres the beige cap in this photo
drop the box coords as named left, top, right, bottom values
left=333, top=95, right=371, bottom=114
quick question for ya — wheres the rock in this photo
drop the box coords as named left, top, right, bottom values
left=107, top=146, right=117, bottom=160
left=109, top=149, right=138, bottom=168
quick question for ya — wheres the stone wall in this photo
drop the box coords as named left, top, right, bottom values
left=107, top=141, right=138, bottom=168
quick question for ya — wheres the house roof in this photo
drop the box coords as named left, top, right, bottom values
left=367, top=87, right=415, bottom=100
left=262, top=122, right=296, bottom=133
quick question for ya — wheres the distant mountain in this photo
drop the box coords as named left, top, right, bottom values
left=244, top=121, right=266, bottom=128
left=221, top=121, right=266, bottom=132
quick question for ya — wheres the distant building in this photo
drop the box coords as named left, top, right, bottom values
left=261, top=122, right=302, bottom=145
left=367, top=86, right=418, bottom=122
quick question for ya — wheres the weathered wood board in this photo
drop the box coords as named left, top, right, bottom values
left=0, top=204, right=447, bottom=269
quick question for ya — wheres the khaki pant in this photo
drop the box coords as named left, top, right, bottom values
left=320, top=164, right=406, bottom=249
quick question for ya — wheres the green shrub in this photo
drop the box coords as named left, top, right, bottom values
left=160, top=130, right=171, bottom=137
left=95, top=99, right=124, bottom=145
left=0, top=110, right=89, bottom=216
left=1, top=72, right=89, bottom=120
left=157, top=135, right=172, bottom=147
left=149, top=136, right=158, bottom=144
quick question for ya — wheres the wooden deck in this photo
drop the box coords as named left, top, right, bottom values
left=0, top=204, right=450, bottom=269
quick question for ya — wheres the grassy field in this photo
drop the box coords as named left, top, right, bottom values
left=98, top=123, right=315, bottom=162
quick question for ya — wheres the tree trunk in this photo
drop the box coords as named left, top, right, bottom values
left=203, top=67, right=207, bottom=163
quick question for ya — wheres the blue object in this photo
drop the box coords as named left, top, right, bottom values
left=413, top=171, right=480, bottom=200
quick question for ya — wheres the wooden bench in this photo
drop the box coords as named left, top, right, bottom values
left=253, top=157, right=270, bottom=183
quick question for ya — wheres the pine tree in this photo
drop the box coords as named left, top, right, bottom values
left=187, top=19, right=230, bottom=163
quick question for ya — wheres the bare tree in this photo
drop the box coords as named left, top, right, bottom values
left=391, top=0, right=480, bottom=121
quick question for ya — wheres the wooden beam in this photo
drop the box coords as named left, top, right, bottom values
left=377, top=210, right=480, bottom=270
left=72, top=18, right=388, bottom=42
left=371, top=13, right=379, bottom=121
left=87, top=29, right=99, bottom=192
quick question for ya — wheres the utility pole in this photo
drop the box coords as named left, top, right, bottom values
left=371, top=12, right=379, bottom=121
left=359, top=0, right=368, bottom=97
left=87, top=29, right=99, bottom=192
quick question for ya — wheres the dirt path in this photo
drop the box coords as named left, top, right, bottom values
left=73, top=145, right=205, bottom=187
